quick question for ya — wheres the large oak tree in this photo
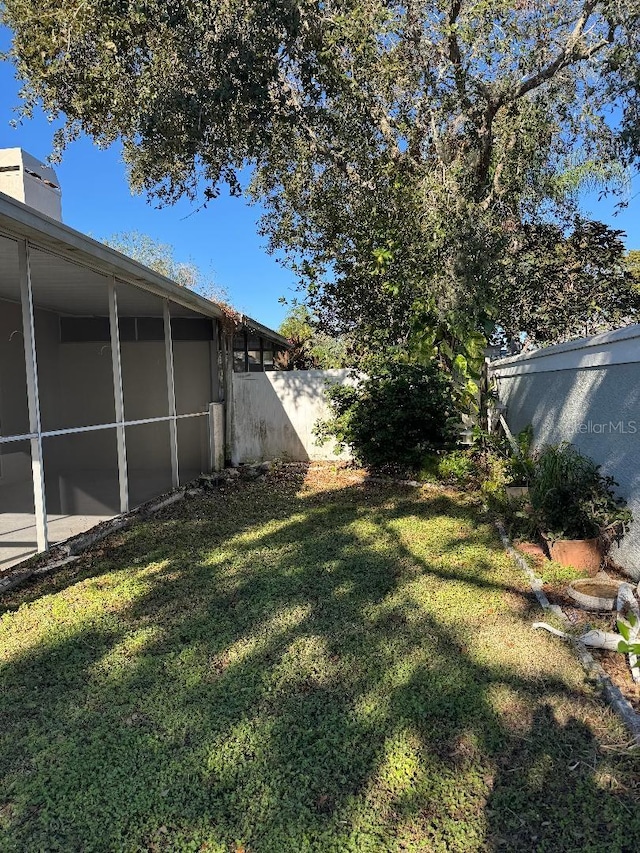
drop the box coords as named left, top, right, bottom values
left=3, top=0, right=640, bottom=365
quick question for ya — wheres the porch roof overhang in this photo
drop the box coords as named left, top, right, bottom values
left=0, top=190, right=289, bottom=347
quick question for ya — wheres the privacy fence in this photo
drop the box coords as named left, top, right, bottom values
left=231, top=369, right=353, bottom=465
left=490, top=324, right=640, bottom=575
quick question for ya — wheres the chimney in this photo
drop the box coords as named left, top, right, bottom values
left=0, top=148, right=62, bottom=222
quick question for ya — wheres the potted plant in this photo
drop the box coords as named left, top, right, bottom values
left=479, top=422, right=536, bottom=499
left=503, top=425, right=536, bottom=500
left=529, top=443, right=632, bottom=574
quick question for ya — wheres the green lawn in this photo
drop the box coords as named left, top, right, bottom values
left=1, top=467, right=638, bottom=852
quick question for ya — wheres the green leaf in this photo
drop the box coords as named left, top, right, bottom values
left=463, top=333, right=487, bottom=360
left=465, top=379, right=479, bottom=398
left=440, top=340, right=454, bottom=361
left=453, top=354, right=468, bottom=374
left=617, top=619, right=631, bottom=642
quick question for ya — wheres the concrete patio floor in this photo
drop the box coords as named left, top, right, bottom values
left=0, top=468, right=201, bottom=573
left=0, top=509, right=114, bottom=572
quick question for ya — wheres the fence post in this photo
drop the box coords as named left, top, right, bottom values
left=479, top=357, right=490, bottom=434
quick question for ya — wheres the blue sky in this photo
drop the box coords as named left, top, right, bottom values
left=0, top=27, right=297, bottom=330
left=0, top=25, right=638, bottom=333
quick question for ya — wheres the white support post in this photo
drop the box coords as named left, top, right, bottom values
left=211, top=320, right=221, bottom=402
left=209, top=402, right=225, bottom=472
left=18, top=239, right=48, bottom=552
left=108, top=279, right=129, bottom=513
left=163, top=300, right=179, bottom=488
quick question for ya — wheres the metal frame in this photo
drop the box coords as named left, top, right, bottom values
left=1, top=236, right=215, bottom=557
left=0, top=411, right=208, bottom=445
left=18, top=238, right=48, bottom=551
left=108, top=278, right=129, bottom=513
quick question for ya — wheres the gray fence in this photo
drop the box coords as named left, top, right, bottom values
left=490, top=324, right=640, bottom=576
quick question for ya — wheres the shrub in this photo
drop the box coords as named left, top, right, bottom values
left=504, top=424, right=536, bottom=486
left=421, top=448, right=506, bottom=494
left=530, top=443, right=632, bottom=542
left=436, top=450, right=478, bottom=484
left=478, top=451, right=510, bottom=502
left=315, top=362, right=459, bottom=470
left=476, top=424, right=536, bottom=486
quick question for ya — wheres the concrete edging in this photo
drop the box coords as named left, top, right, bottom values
left=495, top=518, right=640, bottom=745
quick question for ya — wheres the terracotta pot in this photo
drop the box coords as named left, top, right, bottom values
left=547, top=537, right=602, bottom=574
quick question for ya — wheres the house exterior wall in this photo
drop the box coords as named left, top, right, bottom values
left=232, top=369, right=354, bottom=464
left=491, top=325, right=640, bottom=577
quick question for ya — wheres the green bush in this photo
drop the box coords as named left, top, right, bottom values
left=504, top=424, right=536, bottom=486
left=475, top=424, right=536, bottom=486
left=530, top=443, right=632, bottom=542
left=418, top=452, right=443, bottom=482
left=436, top=450, right=478, bottom=484
left=315, top=362, right=459, bottom=471
left=421, top=448, right=507, bottom=496
left=478, top=451, right=510, bottom=502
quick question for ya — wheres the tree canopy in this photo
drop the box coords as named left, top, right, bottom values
left=493, top=219, right=640, bottom=347
left=627, top=249, right=640, bottom=284
left=102, top=231, right=228, bottom=303
left=277, top=304, right=349, bottom=369
left=4, top=0, right=640, bottom=365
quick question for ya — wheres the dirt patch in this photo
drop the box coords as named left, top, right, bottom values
left=515, top=540, right=547, bottom=561
left=593, top=650, right=640, bottom=713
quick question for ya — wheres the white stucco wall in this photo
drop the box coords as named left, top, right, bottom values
left=491, top=324, right=640, bottom=577
left=232, top=369, right=355, bottom=464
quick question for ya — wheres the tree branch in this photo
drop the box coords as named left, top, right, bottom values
left=513, top=0, right=611, bottom=100
left=446, top=0, right=473, bottom=114
left=274, top=71, right=375, bottom=190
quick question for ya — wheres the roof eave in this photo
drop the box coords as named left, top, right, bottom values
left=0, top=190, right=289, bottom=346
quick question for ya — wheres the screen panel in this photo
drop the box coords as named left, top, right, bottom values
left=170, top=302, right=213, bottom=415
left=126, top=421, right=173, bottom=508
left=177, top=415, right=210, bottom=484
left=0, top=439, right=36, bottom=570
left=0, top=236, right=30, bottom=438
left=30, top=248, right=117, bottom=432
left=118, top=284, right=170, bottom=421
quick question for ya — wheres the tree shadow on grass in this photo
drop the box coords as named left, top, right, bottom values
left=1, top=473, right=639, bottom=851
left=0, top=467, right=318, bottom=617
